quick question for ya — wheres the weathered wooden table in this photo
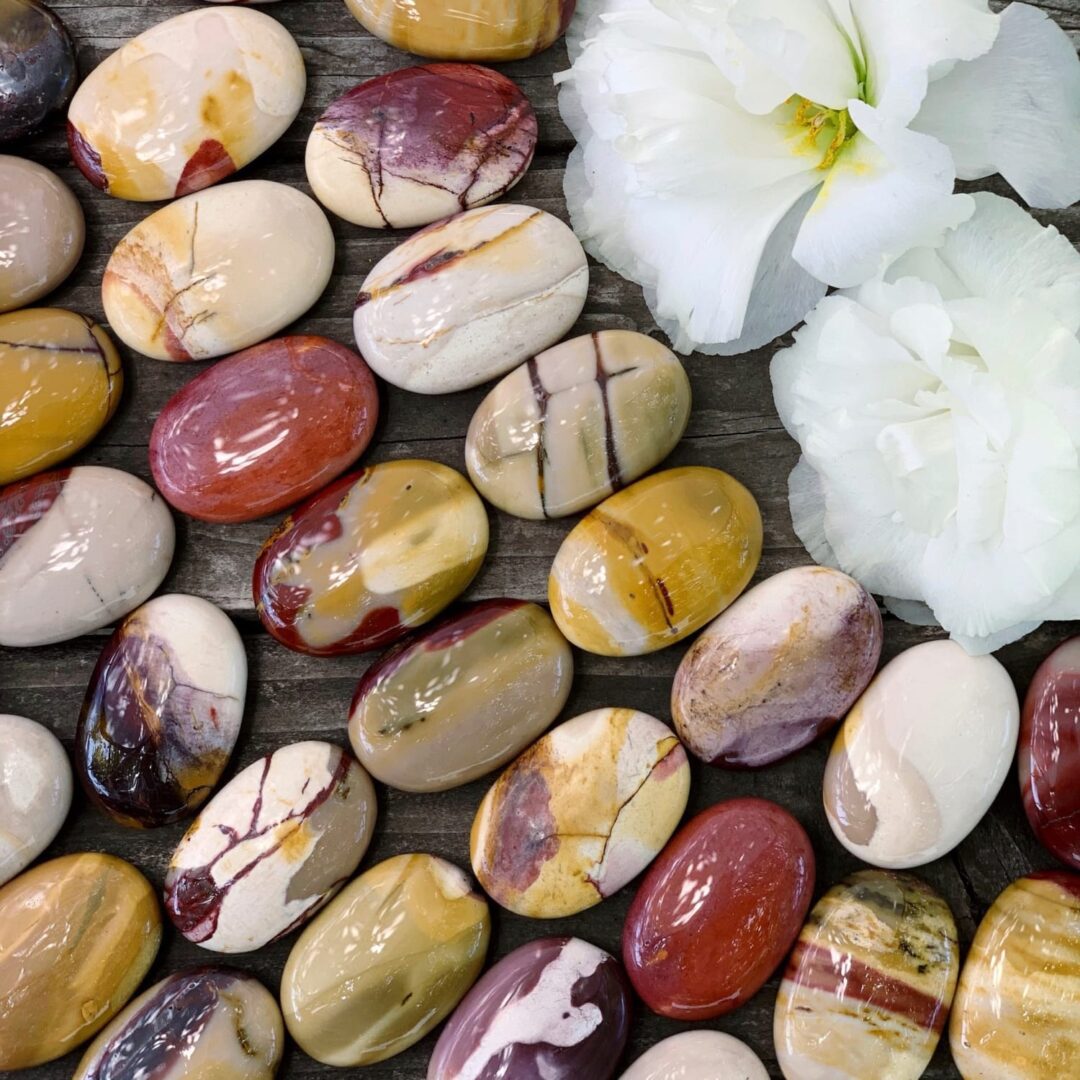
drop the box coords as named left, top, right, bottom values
left=3, top=1, right=1079, bottom=1076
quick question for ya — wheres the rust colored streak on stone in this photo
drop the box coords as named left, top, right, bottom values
left=487, top=760, right=559, bottom=898
left=527, top=356, right=551, bottom=516
left=591, top=332, right=623, bottom=492
left=1030, top=870, right=1080, bottom=902
left=176, top=139, right=236, bottom=197
left=67, top=122, right=107, bottom=190
left=594, top=511, right=676, bottom=632
left=0, top=469, right=70, bottom=561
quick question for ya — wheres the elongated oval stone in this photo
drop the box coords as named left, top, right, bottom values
left=349, top=599, right=572, bottom=792
left=102, top=180, right=334, bottom=361
left=151, top=335, right=378, bottom=523
left=68, top=7, right=305, bottom=201
left=307, top=64, right=536, bottom=229
left=466, top=330, right=691, bottom=520
left=353, top=203, right=588, bottom=394
left=620, top=1032, right=769, bottom=1080
left=0, top=853, right=161, bottom=1070
left=775, top=870, right=959, bottom=1080
left=164, top=741, right=376, bottom=953
left=0, top=466, right=175, bottom=647
left=74, top=968, right=284, bottom=1080
left=470, top=707, right=690, bottom=918
left=549, top=466, right=762, bottom=656
left=282, top=853, right=491, bottom=1066
left=824, top=640, right=1019, bottom=869
left=255, top=460, right=489, bottom=656
left=428, top=937, right=631, bottom=1080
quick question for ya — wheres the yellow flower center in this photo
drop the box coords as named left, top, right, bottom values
left=788, top=96, right=858, bottom=170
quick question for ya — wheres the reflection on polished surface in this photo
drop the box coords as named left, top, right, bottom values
left=619, top=1031, right=769, bottom=1080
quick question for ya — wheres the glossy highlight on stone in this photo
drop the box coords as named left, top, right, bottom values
left=67, top=7, right=305, bottom=201
left=307, top=63, right=537, bottom=229
left=470, top=707, right=690, bottom=918
left=255, top=460, right=489, bottom=656
left=428, top=936, right=631, bottom=1080
left=549, top=466, right=762, bottom=656
left=354, top=203, right=588, bottom=394
left=620, top=1032, right=769, bottom=1080
left=282, top=853, right=490, bottom=1066
left=150, top=335, right=378, bottom=523
left=623, top=797, right=815, bottom=1020
left=466, top=330, right=691, bottom=519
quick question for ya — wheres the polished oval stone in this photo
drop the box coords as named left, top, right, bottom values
left=1020, top=637, right=1080, bottom=869
left=549, top=466, right=763, bottom=656
left=74, top=967, right=284, bottom=1080
left=620, top=1032, right=769, bottom=1080
left=353, top=203, right=587, bottom=394
left=77, top=594, right=247, bottom=828
left=466, top=330, right=691, bottom=520
left=150, top=335, right=378, bottom=523
left=255, top=460, right=489, bottom=656
left=282, top=853, right=490, bottom=1066
left=0, top=714, right=72, bottom=885
left=673, top=566, right=882, bottom=768
left=102, top=179, right=334, bottom=361
left=68, top=7, right=305, bottom=201
left=624, top=797, right=815, bottom=1020
left=951, top=872, right=1080, bottom=1079
left=164, top=740, right=376, bottom=953
left=0, top=156, right=83, bottom=314
left=471, top=707, right=690, bottom=918
left=0, top=852, right=161, bottom=1070
left=307, top=64, right=536, bottom=229
left=824, top=640, right=1019, bottom=870
left=0, top=466, right=175, bottom=647
left=349, top=599, right=573, bottom=792
left=775, top=870, right=959, bottom=1080
left=428, top=936, right=631, bottom=1080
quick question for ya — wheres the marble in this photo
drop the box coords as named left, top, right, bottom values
left=1020, top=637, right=1080, bottom=869
left=620, top=1032, right=769, bottom=1080
left=68, top=7, right=305, bottom=201
left=673, top=567, right=883, bottom=768
left=102, top=179, right=334, bottom=361
left=255, top=459, right=489, bottom=656
left=0, top=156, right=83, bottom=313
left=307, top=63, right=536, bottom=229
left=466, top=330, right=691, bottom=519
left=470, top=707, right=690, bottom=919
left=549, top=466, right=762, bottom=656
left=824, top=640, right=1019, bottom=869
left=150, top=335, right=378, bottom=523
left=0, top=465, right=175, bottom=647
left=624, top=797, right=815, bottom=1020
left=282, top=853, right=491, bottom=1066
left=74, top=967, right=284, bottom=1080
left=950, top=872, right=1080, bottom=1079
left=0, top=713, right=72, bottom=885
left=428, top=936, right=631, bottom=1080
left=775, top=870, right=959, bottom=1080
left=164, top=741, right=376, bottom=953
left=349, top=599, right=573, bottom=792
left=0, top=853, right=161, bottom=1070
left=353, top=203, right=588, bottom=394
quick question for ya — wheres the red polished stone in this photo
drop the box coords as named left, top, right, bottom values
left=622, top=797, right=815, bottom=1020
left=149, top=336, right=378, bottom=524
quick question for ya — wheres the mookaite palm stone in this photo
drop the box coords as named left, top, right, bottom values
left=67, top=7, right=305, bottom=201
left=428, top=936, right=631, bottom=1080
left=164, top=741, right=376, bottom=953
left=307, top=64, right=537, bottom=229
left=470, top=707, right=690, bottom=918
left=74, top=968, right=284, bottom=1080
left=282, top=853, right=491, bottom=1066
left=775, top=870, right=959, bottom=1080
left=549, top=466, right=762, bottom=656
left=349, top=599, right=572, bottom=791
left=620, top=1032, right=769, bottom=1080
left=466, top=330, right=691, bottom=519
left=0, top=853, right=162, bottom=1070
left=150, top=335, right=378, bottom=523
left=255, top=460, right=489, bottom=656
left=951, top=872, right=1080, bottom=1078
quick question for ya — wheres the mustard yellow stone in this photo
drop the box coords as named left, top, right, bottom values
left=548, top=466, right=763, bottom=656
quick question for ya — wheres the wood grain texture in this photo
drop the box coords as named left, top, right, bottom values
left=2, top=1, right=1079, bottom=1077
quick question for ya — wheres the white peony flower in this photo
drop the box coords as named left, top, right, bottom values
left=771, top=192, right=1080, bottom=653
left=557, top=0, right=1080, bottom=355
